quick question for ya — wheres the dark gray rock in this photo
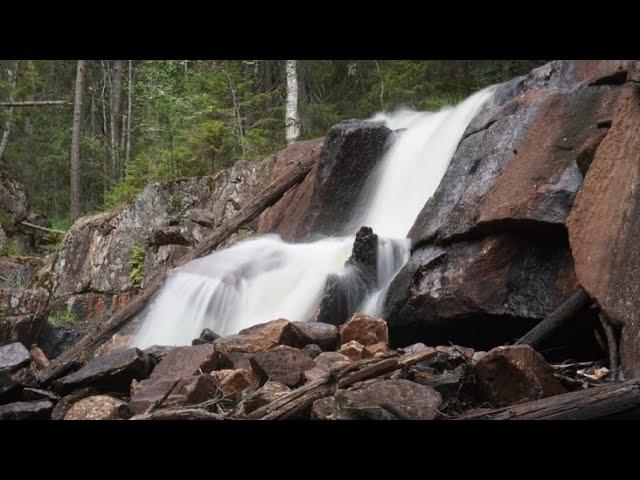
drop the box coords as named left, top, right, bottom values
left=0, top=342, right=30, bottom=374
left=52, top=347, right=153, bottom=394
left=0, top=400, right=53, bottom=420
left=37, top=321, right=84, bottom=359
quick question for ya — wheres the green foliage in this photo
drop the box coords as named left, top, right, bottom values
left=0, top=239, right=18, bottom=256
left=130, top=243, right=146, bottom=288
left=1, top=59, right=545, bottom=217
left=48, top=307, right=76, bottom=325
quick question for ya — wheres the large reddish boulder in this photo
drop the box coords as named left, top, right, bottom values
left=311, top=379, right=442, bottom=420
left=567, top=84, right=640, bottom=377
left=128, top=344, right=218, bottom=413
left=340, top=313, right=388, bottom=347
left=474, top=345, right=567, bottom=407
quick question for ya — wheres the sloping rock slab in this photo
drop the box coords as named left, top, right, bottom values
left=0, top=400, right=53, bottom=420
left=566, top=84, right=640, bottom=377
left=52, top=347, right=152, bottom=394
left=128, top=344, right=218, bottom=414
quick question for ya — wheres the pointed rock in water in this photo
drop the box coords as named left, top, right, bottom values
left=311, top=379, right=442, bottom=420
left=192, top=328, right=220, bottom=345
left=314, top=227, right=379, bottom=326
left=63, top=395, right=128, bottom=420
left=0, top=342, right=31, bottom=374
left=52, top=347, right=153, bottom=395
left=238, top=319, right=303, bottom=348
left=474, top=345, right=567, bottom=408
left=249, top=345, right=315, bottom=387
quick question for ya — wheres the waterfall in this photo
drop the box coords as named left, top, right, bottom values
left=132, top=87, right=494, bottom=349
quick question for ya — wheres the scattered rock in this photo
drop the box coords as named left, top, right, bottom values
left=303, top=367, right=328, bottom=383
left=363, top=342, right=390, bottom=359
left=37, top=321, right=84, bottom=360
left=249, top=345, right=315, bottom=387
left=474, top=345, right=567, bottom=407
left=64, top=395, right=128, bottom=420
left=0, top=342, right=31, bottom=374
left=339, top=340, right=365, bottom=361
left=52, top=347, right=153, bottom=394
left=311, top=379, right=442, bottom=420
left=314, top=352, right=351, bottom=372
left=340, top=313, right=388, bottom=347
left=129, top=344, right=218, bottom=414
left=292, top=321, right=338, bottom=350
left=212, top=369, right=259, bottom=397
left=163, top=374, right=217, bottom=408
left=96, top=334, right=134, bottom=357
left=238, top=319, right=303, bottom=348
left=241, top=381, right=290, bottom=415
left=28, top=345, right=49, bottom=369
left=0, top=400, right=53, bottom=420
left=50, top=387, right=99, bottom=420
left=301, top=344, right=322, bottom=359
left=21, top=388, right=60, bottom=402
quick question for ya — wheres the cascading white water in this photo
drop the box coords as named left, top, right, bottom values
left=132, top=87, right=494, bottom=349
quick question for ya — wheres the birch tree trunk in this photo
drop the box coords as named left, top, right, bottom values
left=110, top=60, right=123, bottom=182
left=285, top=60, right=300, bottom=144
left=125, top=60, right=133, bottom=170
left=0, top=61, right=20, bottom=164
left=69, top=60, right=86, bottom=221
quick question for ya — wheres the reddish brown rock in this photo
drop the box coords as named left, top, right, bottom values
left=311, top=379, right=442, bottom=420
left=238, top=319, right=303, bottom=348
left=128, top=344, right=218, bottom=414
left=340, top=313, right=388, bottom=347
left=29, top=345, right=49, bottom=370
left=257, top=138, right=325, bottom=241
left=240, top=381, right=290, bottom=415
left=292, top=321, right=339, bottom=351
left=64, top=395, right=127, bottom=420
left=474, top=345, right=567, bottom=407
left=363, top=342, right=390, bottom=359
left=249, top=345, right=315, bottom=387
left=567, top=84, right=640, bottom=377
left=338, top=340, right=365, bottom=362
left=163, top=374, right=217, bottom=408
left=212, top=369, right=259, bottom=397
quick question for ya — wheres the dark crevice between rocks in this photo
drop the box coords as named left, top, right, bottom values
left=588, top=70, right=628, bottom=86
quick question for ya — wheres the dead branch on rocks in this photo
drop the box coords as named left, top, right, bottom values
left=38, top=157, right=317, bottom=386
left=516, top=287, right=591, bottom=349
left=130, top=408, right=225, bottom=421
left=247, top=348, right=437, bottom=420
left=460, top=377, right=640, bottom=420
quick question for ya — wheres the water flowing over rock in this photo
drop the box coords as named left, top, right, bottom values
left=387, top=60, right=638, bottom=351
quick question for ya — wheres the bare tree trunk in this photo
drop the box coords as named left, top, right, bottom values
left=69, top=60, right=86, bottom=221
left=0, top=60, right=20, bottom=164
left=125, top=60, right=133, bottom=172
left=285, top=60, right=300, bottom=144
left=110, top=60, right=123, bottom=183
left=224, top=69, right=246, bottom=157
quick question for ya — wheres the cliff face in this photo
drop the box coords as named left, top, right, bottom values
left=387, top=60, right=640, bottom=372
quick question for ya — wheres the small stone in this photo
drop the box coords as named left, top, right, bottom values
left=363, top=342, right=389, bottom=359
left=301, top=344, right=323, bottom=359
left=339, top=340, right=365, bottom=361
left=29, top=346, right=50, bottom=370
left=192, top=328, right=220, bottom=345
left=212, top=369, right=259, bottom=397
left=64, top=395, right=127, bottom=420
left=241, top=381, right=290, bottom=414
left=315, top=352, right=351, bottom=371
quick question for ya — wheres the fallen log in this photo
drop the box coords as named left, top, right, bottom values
left=38, top=157, right=317, bottom=385
left=516, top=287, right=591, bottom=349
left=247, top=347, right=437, bottom=420
left=0, top=100, right=72, bottom=107
left=21, top=221, right=66, bottom=235
left=460, top=377, right=640, bottom=420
